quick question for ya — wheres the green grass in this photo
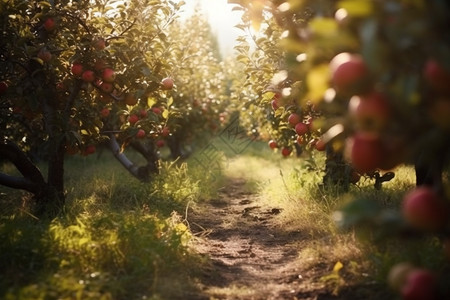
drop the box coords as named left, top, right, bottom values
left=0, top=150, right=223, bottom=300
left=1, top=139, right=448, bottom=299
left=222, top=141, right=448, bottom=295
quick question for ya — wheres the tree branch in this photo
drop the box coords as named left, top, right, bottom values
left=107, top=133, right=142, bottom=179
left=0, top=140, right=46, bottom=194
left=0, top=172, right=39, bottom=194
left=0, top=140, right=46, bottom=186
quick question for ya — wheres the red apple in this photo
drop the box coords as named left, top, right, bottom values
left=43, top=18, right=55, bottom=32
left=295, top=122, right=309, bottom=135
left=161, top=77, right=174, bottom=90
left=349, top=91, right=391, bottom=131
left=401, top=269, right=438, bottom=300
left=136, top=129, right=146, bottom=139
left=139, top=109, right=148, bottom=118
left=423, top=58, right=450, bottom=94
left=156, top=140, right=165, bottom=148
left=152, top=107, right=162, bottom=115
left=125, top=93, right=138, bottom=106
left=100, top=82, right=113, bottom=93
left=161, top=127, right=170, bottom=137
left=102, top=68, right=115, bottom=83
left=93, top=38, right=106, bottom=50
left=281, top=147, right=291, bottom=157
left=128, top=114, right=139, bottom=125
left=81, top=70, right=95, bottom=82
left=330, top=52, right=369, bottom=95
left=349, top=132, right=384, bottom=174
left=0, top=81, right=8, bottom=95
left=402, top=186, right=449, bottom=232
left=268, top=140, right=278, bottom=149
left=288, top=113, right=301, bottom=126
left=100, top=108, right=110, bottom=118
left=71, top=63, right=83, bottom=76
left=37, top=49, right=52, bottom=62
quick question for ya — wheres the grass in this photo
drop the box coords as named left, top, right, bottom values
left=222, top=140, right=448, bottom=297
left=0, top=150, right=223, bottom=300
left=0, top=137, right=448, bottom=299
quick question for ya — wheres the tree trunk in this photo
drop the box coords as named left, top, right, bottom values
left=42, top=137, right=66, bottom=216
left=167, top=135, right=183, bottom=159
left=322, top=145, right=351, bottom=192
left=0, top=140, right=65, bottom=217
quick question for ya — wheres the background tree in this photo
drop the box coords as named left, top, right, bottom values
left=163, top=9, right=232, bottom=159
left=0, top=0, right=184, bottom=216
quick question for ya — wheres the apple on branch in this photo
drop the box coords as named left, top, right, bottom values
left=402, top=186, right=449, bottom=232
left=329, top=52, right=370, bottom=96
left=268, top=140, right=278, bottom=149
left=71, top=63, right=83, bottom=77
left=288, top=113, right=301, bottom=126
left=102, top=68, right=115, bottom=83
left=43, top=18, right=55, bottom=32
left=161, top=77, right=174, bottom=90
left=81, top=70, right=95, bottom=82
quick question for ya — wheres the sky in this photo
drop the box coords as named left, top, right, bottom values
left=176, top=0, right=244, bottom=57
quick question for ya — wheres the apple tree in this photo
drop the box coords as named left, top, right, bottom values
left=231, top=0, right=450, bottom=297
left=160, top=10, right=232, bottom=159
left=230, top=1, right=356, bottom=189
left=0, top=0, right=185, bottom=216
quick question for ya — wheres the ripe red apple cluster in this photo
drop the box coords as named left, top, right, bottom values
left=329, top=53, right=400, bottom=174
left=267, top=91, right=324, bottom=157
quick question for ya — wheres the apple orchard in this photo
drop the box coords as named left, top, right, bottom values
left=1, top=0, right=450, bottom=299
left=230, top=0, right=450, bottom=298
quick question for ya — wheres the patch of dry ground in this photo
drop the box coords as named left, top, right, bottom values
left=187, top=178, right=390, bottom=300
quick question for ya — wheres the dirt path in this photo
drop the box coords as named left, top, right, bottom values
left=187, top=177, right=390, bottom=300
left=188, top=177, right=324, bottom=300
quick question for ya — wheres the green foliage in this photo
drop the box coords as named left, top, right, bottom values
left=0, top=151, right=224, bottom=299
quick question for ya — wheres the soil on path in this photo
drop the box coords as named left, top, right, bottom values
left=189, top=177, right=304, bottom=299
left=186, top=177, right=386, bottom=300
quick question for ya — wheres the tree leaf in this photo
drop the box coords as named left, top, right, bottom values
left=306, top=64, right=330, bottom=103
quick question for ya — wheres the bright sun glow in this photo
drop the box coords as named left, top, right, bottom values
left=176, top=0, right=243, bottom=57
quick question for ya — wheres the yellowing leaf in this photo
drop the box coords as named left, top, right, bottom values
left=167, top=96, right=174, bottom=107
left=333, top=261, right=344, bottom=273
left=309, top=18, right=338, bottom=37
left=147, top=97, right=157, bottom=108
left=338, top=0, right=373, bottom=17
left=306, top=64, right=330, bottom=103
left=162, top=109, right=169, bottom=119
left=80, top=129, right=89, bottom=135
